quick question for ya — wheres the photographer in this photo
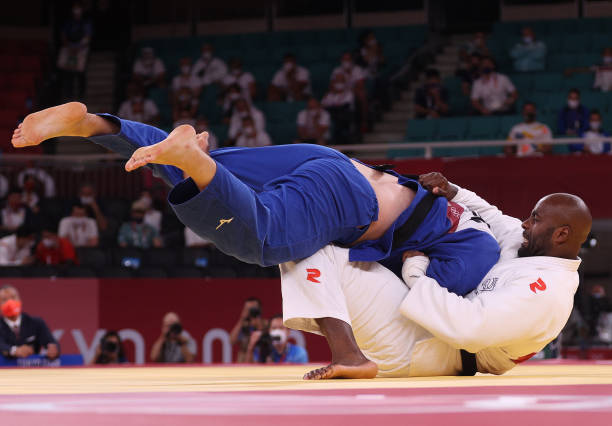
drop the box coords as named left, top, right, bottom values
left=150, top=312, right=195, bottom=363
left=90, top=331, right=127, bottom=365
left=248, top=314, right=308, bottom=364
left=230, top=297, right=265, bottom=363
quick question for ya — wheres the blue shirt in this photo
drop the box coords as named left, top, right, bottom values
left=254, top=343, right=309, bottom=364
left=510, top=41, right=547, bottom=72
left=558, top=106, right=589, bottom=135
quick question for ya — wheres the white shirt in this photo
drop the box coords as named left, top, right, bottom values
left=17, top=168, right=55, bottom=197
left=593, top=65, right=612, bottom=92
left=508, top=121, right=552, bottom=157
left=222, top=72, right=256, bottom=101
left=117, top=99, right=159, bottom=124
left=296, top=108, right=331, bottom=140
left=58, top=216, right=98, bottom=247
left=144, top=209, right=162, bottom=232
left=1, top=208, right=26, bottom=231
left=4, top=315, right=22, bottom=331
left=229, top=107, right=265, bottom=140
left=235, top=131, right=272, bottom=148
left=331, top=65, right=366, bottom=89
left=172, top=74, right=201, bottom=92
left=0, top=234, right=32, bottom=266
left=192, top=56, right=228, bottom=86
left=184, top=227, right=212, bottom=247
left=321, top=90, right=354, bottom=109
left=471, top=73, right=516, bottom=112
left=582, top=130, right=610, bottom=154
left=271, top=65, right=311, bottom=95
left=133, top=57, right=166, bottom=79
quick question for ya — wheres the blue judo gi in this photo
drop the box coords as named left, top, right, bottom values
left=90, top=115, right=499, bottom=295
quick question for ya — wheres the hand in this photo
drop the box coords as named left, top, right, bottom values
left=241, top=300, right=258, bottom=320
left=418, top=172, right=458, bottom=200
left=401, top=253, right=430, bottom=289
left=15, top=345, right=34, bottom=358
left=46, top=343, right=59, bottom=360
left=248, top=330, right=262, bottom=350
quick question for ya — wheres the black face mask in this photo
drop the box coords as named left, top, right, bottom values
left=524, top=112, right=536, bottom=123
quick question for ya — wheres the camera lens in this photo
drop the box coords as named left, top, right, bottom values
left=104, top=341, right=118, bottom=353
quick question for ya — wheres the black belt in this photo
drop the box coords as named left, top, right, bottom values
left=459, top=349, right=478, bottom=376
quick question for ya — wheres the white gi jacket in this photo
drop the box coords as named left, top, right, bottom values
left=400, top=186, right=580, bottom=375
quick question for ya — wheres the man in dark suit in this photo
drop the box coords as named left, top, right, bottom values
left=0, top=285, right=59, bottom=359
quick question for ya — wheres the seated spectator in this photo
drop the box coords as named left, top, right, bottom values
left=1, top=191, right=32, bottom=233
left=58, top=203, right=98, bottom=247
left=77, top=183, right=108, bottom=232
left=117, top=82, right=160, bottom=125
left=150, top=312, right=196, bottom=363
left=17, top=166, right=56, bottom=198
left=558, top=88, right=589, bottom=136
left=331, top=52, right=368, bottom=132
left=585, top=285, right=612, bottom=342
left=194, top=117, right=219, bottom=151
left=172, top=58, right=201, bottom=96
left=471, top=57, right=518, bottom=115
left=321, top=73, right=355, bottom=144
left=414, top=68, right=449, bottom=119
left=296, top=97, right=331, bottom=145
left=0, top=285, right=59, bottom=360
left=248, top=314, right=308, bottom=364
left=268, top=53, right=312, bottom=102
left=132, top=46, right=166, bottom=89
left=235, top=117, right=272, bottom=147
left=134, top=191, right=162, bottom=232
left=184, top=226, right=213, bottom=247
left=56, top=2, right=91, bottom=100
left=509, top=27, right=547, bottom=72
left=228, top=98, right=266, bottom=141
left=464, top=32, right=490, bottom=57
left=20, top=175, right=41, bottom=213
left=505, top=102, right=552, bottom=157
left=570, top=110, right=611, bottom=154
left=0, top=227, right=35, bottom=266
left=222, top=58, right=256, bottom=101
left=118, top=201, right=163, bottom=249
left=172, top=87, right=199, bottom=125
left=566, top=48, right=612, bottom=93
left=230, top=298, right=265, bottom=363
left=90, top=330, right=127, bottom=365
left=356, top=30, right=385, bottom=80
left=457, top=53, right=482, bottom=96
left=36, top=225, right=77, bottom=265
left=221, top=83, right=243, bottom=119
left=192, top=43, right=228, bottom=87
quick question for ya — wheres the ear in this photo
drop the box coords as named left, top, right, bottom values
left=553, top=225, right=570, bottom=244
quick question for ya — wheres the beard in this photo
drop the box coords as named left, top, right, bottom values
left=518, top=226, right=555, bottom=258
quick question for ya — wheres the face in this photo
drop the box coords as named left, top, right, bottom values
left=0, top=287, right=20, bottom=306
left=519, top=200, right=559, bottom=257
left=341, top=53, right=352, bottom=66
left=568, top=91, right=580, bottom=102
left=162, top=312, right=180, bottom=333
left=481, top=59, right=494, bottom=73
left=202, top=45, right=213, bottom=57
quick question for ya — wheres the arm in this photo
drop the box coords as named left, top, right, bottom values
left=150, top=335, right=166, bottom=362
left=35, top=317, right=60, bottom=359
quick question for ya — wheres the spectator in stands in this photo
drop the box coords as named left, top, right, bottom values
left=558, top=88, right=589, bottom=136
left=471, top=57, right=518, bottom=115
left=36, top=225, right=77, bottom=265
left=0, top=227, right=35, bottom=266
left=322, top=72, right=355, bottom=144
left=585, top=285, right=612, bottom=341
left=58, top=203, right=98, bottom=247
left=20, top=175, right=41, bottom=213
left=248, top=314, right=308, bottom=364
left=331, top=52, right=368, bottom=132
left=464, top=32, right=490, bottom=58
left=172, top=87, right=199, bottom=126
left=230, top=297, right=265, bottom=363
left=509, top=27, right=547, bottom=72
left=90, top=330, right=127, bottom=365
left=57, top=2, right=92, bottom=100
left=17, top=166, right=56, bottom=198
left=192, top=43, right=228, bottom=87
left=1, top=191, right=32, bottom=234
left=78, top=183, right=108, bottom=232
left=117, top=82, right=160, bottom=125
left=268, top=53, right=312, bottom=102
left=228, top=98, right=266, bottom=142
left=505, top=102, right=553, bottom=157
left=0, top=285, right=59, bottom=360
left=172, top=58, right=202, bottom=96
left=569, top=110, right=611, bottom=154
left=194, top=117, right=219, bottom=151
left=458, top=53, right=482, bottom=96
left=150, top=312, right=196, bottom=363
left=296, top=97, right=331, bottom=145
left=222, top=58, right=256, bottom=101
left=235, top=117, right=272, bottom=148
left=414, top=68, right=450, bottom=119
left=173, top=109, right=197, bottom=129
left=134, top=191, right=162, bottom=233
left=356, top=30, right=385, bottom=80
left=132, top=47, right=166, bottom=89
left=222, top=83, right=243, bottom=119
left=566, top=48, right=612, bottom=93
left=118, top=201, right=163, bottom=249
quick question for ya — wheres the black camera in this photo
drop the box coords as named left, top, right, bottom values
left=167, top=322, right=183, bottom=339
left=254, top=332, right=282, bottom=363
left=103, top=341, right=118, bottom=353
left=248, top=307, right=261, bottom=319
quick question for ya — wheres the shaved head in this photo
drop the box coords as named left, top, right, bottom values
left=519, top=193, right=592, bottom=259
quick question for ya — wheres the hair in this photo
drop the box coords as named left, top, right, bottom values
left=590, top=109, right=601, bottom=118
left=0, top=284, right=17, bottom=293
left=523, top=101, right=537, bottom=109
left=569, top=88, right=581, bottom=96
left=270, top=313, right=283, bottom=322
left=246, top=297, right=262, bottom=307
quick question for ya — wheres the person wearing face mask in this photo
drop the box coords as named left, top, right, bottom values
left=77, top=183, right=108, bottom=233
left=570, top=110, right=612, bottom=154
left=1, top=191, right=34, bottom=234
left=91, top=331, right=127, bottom=365
left=118, top=201, right=163, bottom=249
left=321, top=73, right=356, bottom=144
left=356, top=31, right=385, bottom=79
left=172, top=58, right=202, bottom=98
left=509, top=27, right=547, bottom=72
left=471, top=57, right=518, bottom=115
left=235, top=117, right=272, bottom=148
left=297, top=97, right=331, bottom=145
left=268, top=53, right=312, bottom=102
left=132, top=47, right=167, bottom=89
left=558, top=88, right=589, bottom=137
left=505, top=102, right=553, bottom=157
left=248, top=314, right=308, bottom=364
left=414, top=69, right=449, bottom=119
left=0, top=226, right=35, bottom=266
left=117, top=82, right=160, bottom=126
left=134, top=190, right=162, bottom=232
left=0, top=285, right=59, bottom=361
left=222, top=58, right=257, bottom=101
left=331, top=52, right=369, bottom=133
left=191, top=43, right=228, bottom=87
left=564, top=48, right=612, bottom=93
left=228, top=98, right=266, bottom=142
left=222, top=84, right=244, bottom=118
left=173, top=86, right=199, bottom=124
left=35, top=226, right=77, bottom=266
left=58, top=203, right=98, bottom=247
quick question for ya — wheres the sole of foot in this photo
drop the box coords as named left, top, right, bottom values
left=303, top=360, right=378, bottom=380
left=12, top=102, right=87, bottom=148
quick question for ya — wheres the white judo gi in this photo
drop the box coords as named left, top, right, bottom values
left=280, top=186, right=580, bottom=377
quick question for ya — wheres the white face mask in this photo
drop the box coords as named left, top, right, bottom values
left=568, top=99, right=580, bottom=109
left=42, top=238, right=56, bottom=248
left=269, top=328, right=287, bottom=345
left=603, top=56, right=612, bottom=64
left=590, top=121, right=601, bottom=130
left=80, top=196, right=94, bottom=205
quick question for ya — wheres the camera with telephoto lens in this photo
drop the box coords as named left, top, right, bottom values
left=103, top=341, right=118, bottom=353
left=240, top=307, right=262, bottom=336
left=254, top=331, right=282, bottom=363
left=166, top=322, right=183, bottom=339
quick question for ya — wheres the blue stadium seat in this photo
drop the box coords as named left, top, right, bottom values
left=562, top=73, right=594, bottom=91
left=581, top=92, right=609, bottom=112
left=511, top=74, right=534, bottom=93
left=500, top=115, right=523, bottom=137
left=436, top=117, right=468, bottom=141
left=405, top=119, right=438, bottom=142
left=468, top=116, right=501, bottom=140
left=562, top=34, right=591, bottom=54
left=532, top=73, right=563, bottom=93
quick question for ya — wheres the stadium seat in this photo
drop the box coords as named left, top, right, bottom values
left=562, top=73, right=594, bottom=91
left=532, top=73, right=562, bottom=93
left=405, top=119, right=438, bottom=142
left=22, top=266, right=60, bottom=278
left=468, top=116, right=501, bottom=140
left=136, top=267, right=168, bottom=278
left=581, top=92, right=608, bottom=112
left=112, top=247, right=144, bottom=266
left=562, top=34, right=591, bottom=54
left=0, top=267, right=24, bottom=277
left=105, top=199, right=131, bottom=222
left=61, top=267, right=97, bottom=278
left=143, top=248, right=180, bottom=268
left=76, top=247, right=109, bottom=268
left=182, top=246, right=215, bottom=267
left=172, top=267, right=203, bottom=278
left=499, top=115, right=523, bottom=137
left=97, top=266, right=134, bottom=278
left=436, top=117, right=468, bottom=141
left=268, top=122, right=297, bottom=144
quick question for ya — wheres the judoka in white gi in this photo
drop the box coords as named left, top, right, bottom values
left=280, top=173, right=592, bottom=379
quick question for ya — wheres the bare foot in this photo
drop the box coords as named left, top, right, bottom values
left=303, top=360, right=378, bottom=380
left=125, top=124, right=204, bottom=172
left=12, top=102, right=88, bottom=148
